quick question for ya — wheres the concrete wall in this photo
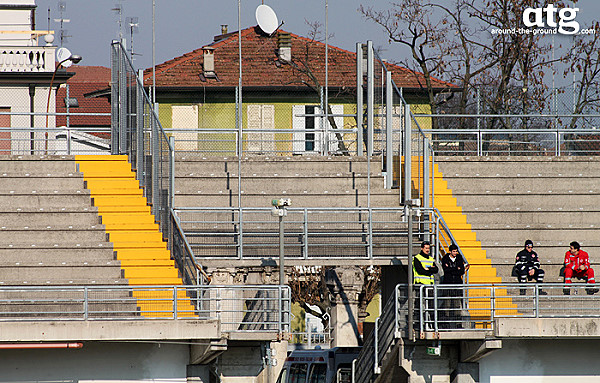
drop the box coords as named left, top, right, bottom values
left=0, top=341, right=190, bottom=382
left=479, top=339, right=600, bottom=383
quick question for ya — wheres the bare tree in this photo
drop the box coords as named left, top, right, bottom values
left=288, top=265, right=381, bottom=329
left=360, top=0, right=450, bottom=129
left=278, top=21, right=351, bottom=155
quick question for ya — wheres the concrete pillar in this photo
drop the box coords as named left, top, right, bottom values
left=326, top=267, right=364, bottom=347
left=451, top=363, right=479, bottom=383
left=187, top=364, right=211, bottom=383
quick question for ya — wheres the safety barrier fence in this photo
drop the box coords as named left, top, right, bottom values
left=0, top=285, right=291, bottom=334
left=422, top=127, right=600, bottom=156
left=354, top=282, right=600, bottom=383
left=111, top=41, right=172, bottom=237
left=173, top=206, right=458, bottom=260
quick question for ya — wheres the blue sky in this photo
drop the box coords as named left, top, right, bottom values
left=33, top=0, right=597, bottom=81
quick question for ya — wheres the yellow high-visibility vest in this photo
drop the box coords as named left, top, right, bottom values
left=413, top=253, right=435, bottom=285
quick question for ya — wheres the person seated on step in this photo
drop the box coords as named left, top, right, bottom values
left=514, top=240, right=546, bottom=295
left=564, top=241, right=599, bottom=295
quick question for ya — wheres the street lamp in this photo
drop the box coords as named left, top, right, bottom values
left=45, top=51, right=82, bottom=153
left=271, top=198, right=291, bottom=285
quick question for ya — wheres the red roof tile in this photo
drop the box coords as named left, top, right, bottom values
left=143, top=26, right=455, bottom=91
left=56, top=65, right=111, bottom=127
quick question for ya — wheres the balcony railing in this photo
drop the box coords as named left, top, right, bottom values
left=0, top=46, right=55, bottom=72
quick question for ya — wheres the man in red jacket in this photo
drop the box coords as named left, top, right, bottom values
left=564, top=241, right=598, bottom=295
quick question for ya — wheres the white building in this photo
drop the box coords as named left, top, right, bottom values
left=0, top=0, right=67, bottom=154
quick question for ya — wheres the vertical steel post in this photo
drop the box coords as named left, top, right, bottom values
left=356, top=43, right=363, bottom=155
left=404, top=104, right=412, bottom=204
left=118, top=43, right=127, bottom=155
left=136, top=70, right=144, bottom=184
left=366, top=41, right=374, bottom=156
left=368, top=208, right=373, bottom=259
left=110, top=41, right=119, bottom=154
left=424, top=138, right=431, bottom=243
left=66, top=83, right=70, bottom=130
left=83, top=287, right=89, bottom=320
left=279, top=214, right=285, bottom=286
left=152, top=110, right=159, bottom=218
left=303, top=208, right=309, bottom=259
left=407, top=204, right=414, bottom=341
left=385, top=71, right=393, bottom=189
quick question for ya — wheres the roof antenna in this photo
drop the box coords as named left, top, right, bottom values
left=54, top=1, right=70, bottom=47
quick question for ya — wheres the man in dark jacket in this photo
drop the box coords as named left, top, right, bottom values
left=440, top=244, right=469, bottom=328
left=514, top=240, right=546, bottom=295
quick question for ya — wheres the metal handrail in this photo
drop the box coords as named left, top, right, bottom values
left=170, top=209, right=211, bottom=284
left=0, top=284, right=291, bottom=333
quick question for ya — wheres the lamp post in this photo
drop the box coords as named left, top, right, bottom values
left=271, top=198, right=291, bottom=285
left=45, top=53, right=82, bottom=153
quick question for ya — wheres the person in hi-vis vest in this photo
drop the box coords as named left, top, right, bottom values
left=413, top=241, right=439, bottom=284
left=413, top=241, right=439, bottom=330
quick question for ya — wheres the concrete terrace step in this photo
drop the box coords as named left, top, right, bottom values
left=174, top=194, right=400, bottom=208
left=0, top=212, right=101, bottom=226
left=174, top=155, right=380, bottom=174
left=0, top=195, right=93, bottom=208
left=0, top=229, right=109, bottom=243
left=0, top=248, right=115, bottom=261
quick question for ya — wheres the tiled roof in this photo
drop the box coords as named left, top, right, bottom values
left=56, top=65, right=111, bottom=128
left=143, top=26, right=455, bottom=91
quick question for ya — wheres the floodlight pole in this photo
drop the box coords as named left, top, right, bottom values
left=324, top=0, right=328, bottom=154
left=279, top=213, right=285, bottom=285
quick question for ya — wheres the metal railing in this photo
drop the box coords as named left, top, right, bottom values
left=170, top=209, right=210, bottom=285
left=111, top=40, right=173, bottom=235
left=174, top=206, right=458, bottom=260
left=0, top=126, right=111, bottom=155
left=422, top=128, right=600, bottom=156
left=0, top=285, right=291, bottom=333
left=355, top=282, right=600, bottom=383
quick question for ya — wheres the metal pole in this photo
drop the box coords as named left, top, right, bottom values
left=324, top=0, right=329, bottom=155
left=404, top=104, right=412, bottom=204
left=407, top=204, right=414, bottom=341
left=152, top=0, right=156, bottom=106
left=356, top=43, right=363, bottom=155
left=385, top=71, right=393, bottom=189
left=279, top=214, right=285, bottom=286
left=366, top=41, right=374, bottom=156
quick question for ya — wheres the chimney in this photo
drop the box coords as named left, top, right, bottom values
left=277, top=32, right=291, bottom=62
left=203, top=46, right=216, bottom=78
left=221, top=25, right=228, bottom=35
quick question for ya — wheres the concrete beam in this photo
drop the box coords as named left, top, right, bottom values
left=460, top=340, right=502, bottom=363
left=496, top=318, right=600, bottom=338
left=190, top=339, right=228, bottom=365
left=0, top=320, right=220, bottom=342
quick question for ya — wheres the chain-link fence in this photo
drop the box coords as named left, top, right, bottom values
left=111, top=41, right=173, bottom=237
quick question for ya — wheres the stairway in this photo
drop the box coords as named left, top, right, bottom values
left=75, top=155, right=195, bottom=317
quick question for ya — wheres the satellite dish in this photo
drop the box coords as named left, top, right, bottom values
left=256, top=4, right=278, bottom=35
left=56, top=47, right=74, bottom=67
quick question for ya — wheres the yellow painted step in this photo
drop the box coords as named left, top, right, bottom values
left=93, top=195, right=149, bottom=207
left=100, top=213, right=156, bottom=225
left=98, top=205, right=152, bottom=213
left=124, top=267, right=179, bottom=279
left=104, top=222, right=160, bottom=231
left=116, top=248, right=172, bottom=260
left=127, top=277, right=183, bottom=285
left=119, top=259, right=175, bottom=267
left=108, top=231, right=164, bottom=243
left=76, top=155, right=190, bottom=319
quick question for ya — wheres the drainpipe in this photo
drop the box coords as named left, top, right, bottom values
left=29, top=85, right=35, bottom=155
left=0, top=343, right=83, bottom=349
